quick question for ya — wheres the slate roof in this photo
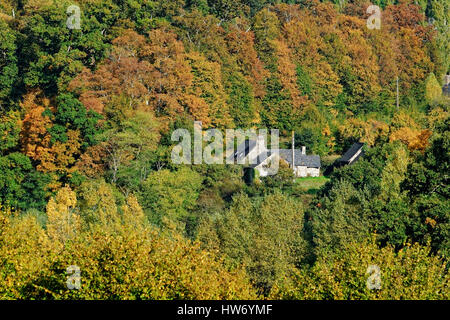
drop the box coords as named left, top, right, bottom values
left=277, top=149, right=321, bottom=168
left=339, top=142, right=364, bottom=164
left=229, top=139, right=321, bottom=169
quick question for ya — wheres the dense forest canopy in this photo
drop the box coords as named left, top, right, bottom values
left=0, top=0, right=449, bottom=299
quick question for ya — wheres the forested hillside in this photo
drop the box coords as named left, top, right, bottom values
left=0, top=0, right=449, bottom=299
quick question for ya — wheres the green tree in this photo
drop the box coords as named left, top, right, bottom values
left=0, top=19, right=18, bottom=108
left=424, top=72, right=442, bottom=104
left=0, top=152, right=50, bottom=210
left=198, top=191, right=307, bottom=295
left=139, top=167, right=204, bottom=231
left=0, top=111, right=21, bottom=155
left=225, top=72, right=256, bottom=128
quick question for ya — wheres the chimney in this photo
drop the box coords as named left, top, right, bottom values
left=291, top=131, right=295, bottom=168
left=257, top=133, right=266, bottom=153
left=302, top=146, right=306, bottom=155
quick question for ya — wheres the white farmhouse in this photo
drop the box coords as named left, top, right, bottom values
left=230, top=135, right=321, bottom=178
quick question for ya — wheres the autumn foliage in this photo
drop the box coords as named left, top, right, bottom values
left=0, top=0, right=449, bottom=300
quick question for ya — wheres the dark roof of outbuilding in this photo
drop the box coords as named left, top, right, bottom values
left=339, top=142, right=365, bottom=163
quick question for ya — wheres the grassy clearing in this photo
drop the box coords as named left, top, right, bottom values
left=294, top=176, right=330, bottom=193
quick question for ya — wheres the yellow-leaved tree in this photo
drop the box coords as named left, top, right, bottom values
left=0, top=188, right=258, bottom=299
left=46, top=186, right=80, bottom=246
left=271, top=239, right=450, bottom=300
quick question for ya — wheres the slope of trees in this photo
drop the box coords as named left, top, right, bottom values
left=0, top=0, right=449, bottom=299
